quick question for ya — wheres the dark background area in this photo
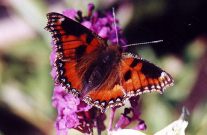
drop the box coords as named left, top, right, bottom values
left=123, top=0, right=207, bottom=56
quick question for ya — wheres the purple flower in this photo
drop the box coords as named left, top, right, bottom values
left=50, top=3, right=144, bottom=135
left=50, top=11, right=93, bottom=133
left=115, top=97, right=147, bottom=131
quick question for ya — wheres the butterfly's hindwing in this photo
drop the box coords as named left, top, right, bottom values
left=120, top=54, right=174, bottom=97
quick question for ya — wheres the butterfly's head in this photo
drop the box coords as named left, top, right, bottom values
left=108, top=44, right=123, bottom=55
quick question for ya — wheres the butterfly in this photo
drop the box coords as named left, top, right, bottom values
left=45, top=12, right=174, bottom=111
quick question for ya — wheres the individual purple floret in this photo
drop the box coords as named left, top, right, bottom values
left=115, top=97, right=147, bottom=131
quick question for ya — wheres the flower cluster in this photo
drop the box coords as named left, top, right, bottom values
left=50, top=3, right=145, bottom=135
left=63, top=3, right=126, bottom=46
left=51, top=45, right=91, bottom=134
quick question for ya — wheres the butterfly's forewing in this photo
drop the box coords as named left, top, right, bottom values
left=45, top=12, right=107, bottom=95
left=45, top=12, right=106, bottom=58
left=120, top=53, right=174, bottom=97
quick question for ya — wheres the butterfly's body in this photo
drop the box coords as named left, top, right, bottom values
left=46, top=12, right=174, bottom=111
left=81, top=45, right=122, bottom=96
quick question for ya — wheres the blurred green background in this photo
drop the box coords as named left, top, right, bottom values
left=0, top=0, right=207, bottom=135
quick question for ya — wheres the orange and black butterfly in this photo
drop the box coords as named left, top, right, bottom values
left=45, top=12, right=174, bottom=111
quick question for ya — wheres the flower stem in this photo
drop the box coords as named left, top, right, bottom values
left=108, top=107, right=117, bottom=131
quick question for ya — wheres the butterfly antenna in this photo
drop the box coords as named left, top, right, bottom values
left=122, top=40, right=164, bottom=47
left=112, top=7, right=119, bottom=45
